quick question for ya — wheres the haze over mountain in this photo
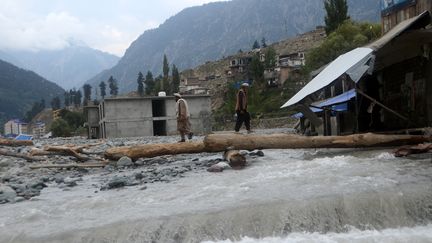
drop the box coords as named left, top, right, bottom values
left=0, top=59, right=64, bottom=127
left=86, top=0, right=380, bottom=93
left=1, top=41, right=119, bottom=90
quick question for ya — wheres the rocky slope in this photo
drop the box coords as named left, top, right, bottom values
left=86, top=0, right=380, bottom=93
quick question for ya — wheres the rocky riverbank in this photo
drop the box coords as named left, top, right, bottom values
left=0, top=131, right=273, bottom=205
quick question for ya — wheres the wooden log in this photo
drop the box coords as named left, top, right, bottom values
left=44, top=146, right=90, bottom=161
left=30, top=162, right=107, bottom=169
left=393, top=143, right=432, bottom=157
left=104, top=133, right=431, bottom=160
left=203, top=133, right=431, bottom=152
left=223, top=150, right=246, bottom=169
left=0, top=138, right=33, bottom=147
left=0, top=149, right=44, bottom=162
left=105, top=142, right=206, bottom=160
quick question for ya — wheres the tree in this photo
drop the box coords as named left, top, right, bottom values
left=306, top=21, right=381, bottom=70
left=144, top=71, right=155, bottom=95
left=162, top=54, right=170, bottom=92
left=64, top=92, right=70, bottom=107
left=261, top=38, right=267, bottom=48
left=108, top=76, right=119, bottom=96
left=324, top=0, right=349, bottom=35
left=83, top=84, right=92, bottom=106
left=51, top=118, right=72, bottom=137
left=73, top=89, right=82, bottom=107
left=249, top=53, right=264, bottom=82
left=171, top=64, right=180, bottom=94
left=252, top=40, right=260, bottom=50
left=137, top=72, right=144, bottom=96
left=99, top=81, right=107, bottom=99
left=50, top=96, right=61, bottom=110
left=264, top=47, right=277, bottom=69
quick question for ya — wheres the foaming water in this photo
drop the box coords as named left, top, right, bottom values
left=204, top=224, right=432, bottom=243
left=0, top=148, right=431, bottom=242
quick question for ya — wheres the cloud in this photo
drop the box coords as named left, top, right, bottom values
left=0, top=0, right=228, bottom=56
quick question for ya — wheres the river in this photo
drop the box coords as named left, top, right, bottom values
left=0, top=147, right=431, bottom=242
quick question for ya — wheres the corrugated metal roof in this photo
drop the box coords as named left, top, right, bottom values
left=281, top=47, right=373, bottom=108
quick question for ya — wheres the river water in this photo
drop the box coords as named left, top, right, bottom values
left=0, top=148, right=431, bottom=242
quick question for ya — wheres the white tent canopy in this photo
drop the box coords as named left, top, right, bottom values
left=281, top=47, right=373, bottom=108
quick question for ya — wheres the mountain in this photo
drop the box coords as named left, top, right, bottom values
left=0, top=59, right=64, bottom=127
left=85, top=0, right=380, bottom=93
left=3, top=42, right=119, bottom=90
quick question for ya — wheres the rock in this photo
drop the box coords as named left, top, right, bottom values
left=117, top=156, right=133, bottom=167
left=135, top=172, right=144, bottom=180
left=107, top=177, right=127, bottom=189
left=134, top=159, right=145, bottom=166
left=256, top=150, right=265, bottom=157
left=15, top=196, right=25, bottom=203
left=54, top=175, right=65, bottom=184
left=207, top=164, right=225, bottom=172
left=0, top=159, right=12, bottom=168
left=0, top=185, right=17, bottom=203
left=30, top=181, right=47, bottom=190
left=192, top=158, right=199, bottom=162
left=140, top=186, right=147, bottom=190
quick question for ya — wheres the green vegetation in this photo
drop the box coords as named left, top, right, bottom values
left=108, top=76, right=119, bottom=96
left=137, top=72, right=144, bottom=96
left=324, top=0, right=349, bottom=35
left=99, top=81, right=107, bottom=99
left=306, top=20, right=381, bottom=71
left=50, top=109, right=86, bottom=137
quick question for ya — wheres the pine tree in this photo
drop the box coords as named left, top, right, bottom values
left=324, top=0, right=349, bottom=34
left=51, top=97, right=61, bottom=110
left=108, top=76, right=119, bottom=96
left=99, top=81, right=106, bottom=99
left=261, top=37, right=267, bottom=48
left=83, top=84, right=92, bottom=106
left=171, top=64, right=180, bottom=93
left=64, top=92, right=70, bottom=107
left=252, top=40, right=260, bottom=50
left=162, top=54, right=170, bottom=92
left=144, top=71, right=155, bottom=95
left=74, top=89, right=82, bottom=106
left=137, top=72, right=144, bottom=96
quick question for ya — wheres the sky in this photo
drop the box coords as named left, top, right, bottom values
left=0, top=0, right=228, bottom=56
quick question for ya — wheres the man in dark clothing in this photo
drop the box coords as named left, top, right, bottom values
left=234, top=83, right=251, bottom=133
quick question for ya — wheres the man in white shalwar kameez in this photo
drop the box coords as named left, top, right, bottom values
left=174, top=93, right=193, bottom=142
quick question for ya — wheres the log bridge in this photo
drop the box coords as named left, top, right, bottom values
left=105, top=133, right=431, bottom=160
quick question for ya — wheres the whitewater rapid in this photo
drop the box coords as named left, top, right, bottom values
left=0, top=148, right=431, bottom=242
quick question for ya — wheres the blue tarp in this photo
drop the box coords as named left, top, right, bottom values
left=291, top=89, right=355, bottom=118
left=314, top=89, right=356, bottom=107
left=15, top=134, right=33, bottom=141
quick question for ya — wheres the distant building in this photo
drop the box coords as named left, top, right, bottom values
left=4, top=119, right=28, bottom=136
left=31, top=121, right=46, bottom=138
left=86, top=95, right=212, bottom=139
left=381, top=0, right=432, bottom=33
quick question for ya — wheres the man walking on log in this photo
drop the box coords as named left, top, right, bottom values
left=234, top=83, right=252, bottom=133
left=174, top=93, right=193, bottom=142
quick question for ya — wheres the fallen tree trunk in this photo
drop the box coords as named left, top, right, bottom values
left=105, top=142, right=206, bottom=160
left=30, top=162, right=107, bottom=169
left=44, top=146, right=90, bottom=161
left=0, top=138, right=33, bottom=147
left=0, top=149, right=44, bottom=162
left=105, top=133, right=431, bottom=160
left=203, top=133, right=431, bottom=152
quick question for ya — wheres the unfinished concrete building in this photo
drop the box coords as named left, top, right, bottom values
left=85, top=95, right=212, bottom=139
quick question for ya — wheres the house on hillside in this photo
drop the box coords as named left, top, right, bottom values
left=30, top=121, right=46, bottom=138
left=4, top=119, right=28, bottom=136
left=85, top=95, right=212, bottom=139
left=229, top=54, right=253, bottom=74
left=283, top=11, right=432, bottom=136
left=264, top=51, right=306, bottom=87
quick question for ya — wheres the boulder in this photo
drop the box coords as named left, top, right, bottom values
left=117, top=156, right=133, bottom=167
left=0, top=185, right=17, bottom=203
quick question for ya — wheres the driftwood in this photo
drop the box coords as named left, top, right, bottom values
left=0, top=138, right=33, bottom=147
left=29, top=144, right=104, bottom=162
left=223, top=150, right=246, bottom=169
left=30, top=162, right=107, bottom=169
left=0, top=148, right=44, bottom=162
left=393, top=143, right=432, bottom=157
left=105, top=142, right=206, bottom=160
left=105, top=133, right=431, bottom=160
